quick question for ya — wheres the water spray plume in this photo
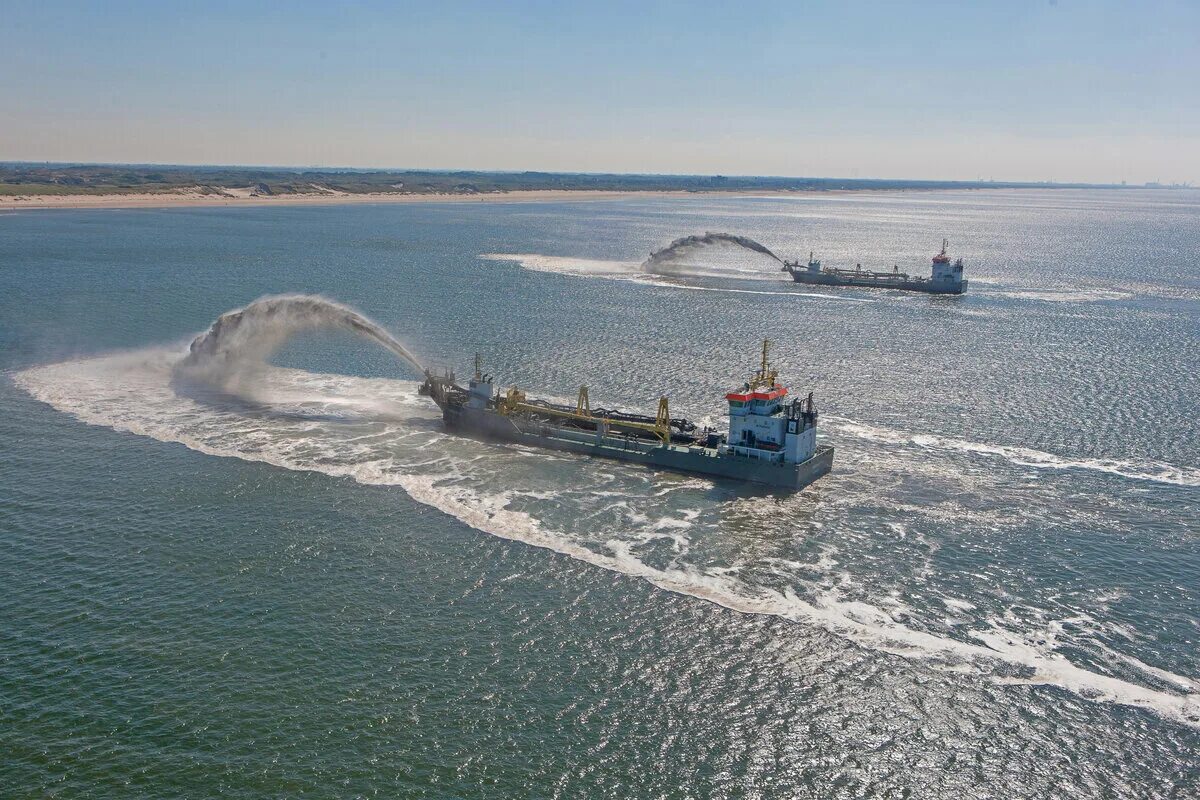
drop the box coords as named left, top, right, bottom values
left=645, top=232, right=783, bottom=270
left=182, top=294, right=426, bottom=376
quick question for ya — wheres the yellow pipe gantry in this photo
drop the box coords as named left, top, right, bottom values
left=499, top=385, right=672, bottom=445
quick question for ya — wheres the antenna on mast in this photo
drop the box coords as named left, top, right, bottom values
left=750, top=339, right=777, bottom=389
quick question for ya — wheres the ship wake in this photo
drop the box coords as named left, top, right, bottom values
left=13, top=347, right=1200, bottom=730
left=828, top=417, right=1200, bottom=488
left=479, top=231, right=789, bottom=289
left=479, top=254, right=872, bottom=302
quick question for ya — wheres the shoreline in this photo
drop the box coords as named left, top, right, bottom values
left=0, top=186, right=987, bottom=211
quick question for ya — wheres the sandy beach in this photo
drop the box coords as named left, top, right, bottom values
left=0, top=187, right=815, bottom=211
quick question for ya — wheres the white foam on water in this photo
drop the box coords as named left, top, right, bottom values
left=656, top=282, right=875, bottom=303
left=12, top=351, right=1200, bottom=729
left=990, top=287, right=1135, bottom=304
left=1102, top=648, right=1200, bottom=694
left=481, top=253, right=872, bottom=303
left=829, top=417, right=1200, bottom=488
left=942, top=597, right=977, bottom=613
left=479, top=253, right=642, bottom=277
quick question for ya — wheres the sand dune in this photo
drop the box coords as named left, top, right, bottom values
left=0, top=188, right=798, bottom=211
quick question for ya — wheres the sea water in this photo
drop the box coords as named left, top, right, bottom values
left=1, top=189, right=1198, bottom=797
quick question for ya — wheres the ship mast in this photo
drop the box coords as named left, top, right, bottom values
left=750, top=338, right=777, bottom=390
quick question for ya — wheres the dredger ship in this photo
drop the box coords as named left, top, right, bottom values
left=419, top=341, right=834, bottom=491
left=783, top=240, right=968, bottom=294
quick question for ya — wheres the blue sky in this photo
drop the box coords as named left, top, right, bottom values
left=3, top=0, right=1198, bottom=182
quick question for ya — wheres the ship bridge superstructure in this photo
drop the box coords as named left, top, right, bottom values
left=929, top=238, right=966, bottom=290
left=724, top=340, right=818, bottom=465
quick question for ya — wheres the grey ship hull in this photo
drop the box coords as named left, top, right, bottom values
left=444, top=404, right=833, bottom=491
left=789, top=270, right=966, bottom=295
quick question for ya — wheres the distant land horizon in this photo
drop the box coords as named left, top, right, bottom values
left=1, top=162, right=1194, bottom=211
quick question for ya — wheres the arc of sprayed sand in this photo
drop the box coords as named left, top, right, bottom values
left=645, top=232, right=783, bottom=268
left=182, top=294, right=426, bottom=376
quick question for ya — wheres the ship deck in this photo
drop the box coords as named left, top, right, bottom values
left=444, top=403, right=834, bottom=490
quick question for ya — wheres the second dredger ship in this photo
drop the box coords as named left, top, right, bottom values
left=419, top=341, right=834, bottom=490
left=784, top=240, right=968, bottom=294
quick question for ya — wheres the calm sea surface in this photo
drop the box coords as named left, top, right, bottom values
left=2, top=190, right=1198, bottom=798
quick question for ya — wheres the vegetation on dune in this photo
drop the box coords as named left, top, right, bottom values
left=0, top=164, right=1114, bottom=197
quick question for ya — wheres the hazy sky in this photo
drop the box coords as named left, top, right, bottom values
left=3, top=0, right=1198, bottom=183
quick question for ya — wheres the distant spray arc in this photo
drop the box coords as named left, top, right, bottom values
left=644, top=232, right=783, bottom=273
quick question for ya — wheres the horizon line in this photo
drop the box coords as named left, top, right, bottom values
left=2, top=160, right=1167, bottom=190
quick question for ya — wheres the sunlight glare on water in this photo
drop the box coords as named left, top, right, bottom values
left=2, top=189, right=1198, bottom=797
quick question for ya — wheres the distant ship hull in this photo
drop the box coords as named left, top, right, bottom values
left=784, top=241, right=968, bottom=294
left=443, top=403, right=834, bottom=491
left=787, top=269, right=967, bottom=294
